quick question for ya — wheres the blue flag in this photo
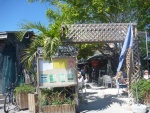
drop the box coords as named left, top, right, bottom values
left=117, top=23, right=133, bottom=72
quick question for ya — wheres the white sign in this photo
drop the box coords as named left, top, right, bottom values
left=0, top=34, right=7, bottom=39
left=37, top=57, right=77, bottom=88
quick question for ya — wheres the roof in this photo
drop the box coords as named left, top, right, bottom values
left=0, top=32, right=7, bottom=40
left=0, top=31, right=34, bottom=40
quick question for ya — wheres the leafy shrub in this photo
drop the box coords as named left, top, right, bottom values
left=131, top=79, right=150, bottom=102
left=65, top=98, right=76, bottom=105
left=40, top=88, right=75, bottom=106
left=14, top=84, right=35, bottom=95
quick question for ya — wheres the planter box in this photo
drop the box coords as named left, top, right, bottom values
left=61, top=104, right=75, bottom=113
left=42, top=104, right=75, bottom=113
left=16, top=93, right=28, bottom=109
left=144, top=91, right=150, bottom=107
left=28, top=93, right=38, bottom=113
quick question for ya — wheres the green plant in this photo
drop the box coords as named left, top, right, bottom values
left=131, top=78, right=150, bottom=102
left=64, top=98, right=75, bottom=105
left=14, top=84, right=35, bottom=95
left=40, top=88, right=75, bottom=106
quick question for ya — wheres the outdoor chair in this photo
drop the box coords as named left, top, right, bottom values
left=116, top=79, right=128, bottom=97
left=102, top=75, right=112, bottom=88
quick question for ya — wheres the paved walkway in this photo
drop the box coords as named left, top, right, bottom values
left=0, top=87, right=134, bottom=113
left=78, top=88, right=132, bottom=113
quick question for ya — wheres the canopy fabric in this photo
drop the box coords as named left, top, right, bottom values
left=117, top=23, right=133, bottom=72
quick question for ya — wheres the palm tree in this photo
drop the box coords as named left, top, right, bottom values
left=19, top=21, right=62, bottom=71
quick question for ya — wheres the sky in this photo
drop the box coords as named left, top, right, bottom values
left=0, top=0, right=53, bottom=32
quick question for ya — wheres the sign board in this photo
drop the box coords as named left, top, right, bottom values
left=37, top=47, right=44, bottom=55
left=37, top=57, right=77, bottom=88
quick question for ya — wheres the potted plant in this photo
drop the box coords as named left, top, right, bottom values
left=131, top=78, right=150, bottom=107
left=40, top=88, right=76, bottom=113
left=14, top=84, right=35, bottom=109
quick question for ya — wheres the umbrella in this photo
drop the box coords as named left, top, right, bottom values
left=86, top=50, right=108, bottom=61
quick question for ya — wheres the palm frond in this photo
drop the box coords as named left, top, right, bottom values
left=21, top=21, right=49, bottom=34
left=15, top=31, right=27, bottom=41
left=43, top=36, right=60, bottom=60
left=21, top=47, right=37, bottom=70
left=21, top=35, right=44, bottom=69
left=20, top=19, right=62, bottom=67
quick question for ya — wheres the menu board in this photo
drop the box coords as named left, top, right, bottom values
left=37, top=57, right=77, bottom=88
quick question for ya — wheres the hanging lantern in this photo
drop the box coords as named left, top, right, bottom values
left=91, top=60, right=100, bottom=67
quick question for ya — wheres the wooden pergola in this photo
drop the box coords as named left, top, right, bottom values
left=62, top=23, right=140, bottom=97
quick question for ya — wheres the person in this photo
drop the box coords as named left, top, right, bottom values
left=78, top=72, right=84, bottom=83
left=90, top=67, right=95, bottom=81
left=84, top=74, right=89, bottom=83
left=122, top=71, right=127, bottom=79
left=114, top=71, right=128, bottom=85
left=81, top=66, right=86, bottom=79
left=114, top=71, right=128, bottom=93
left=77, top=72, right=84, bottom=91
left=143, top=70, right=150, bottom=80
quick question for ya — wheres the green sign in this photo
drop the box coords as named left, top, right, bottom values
left=58, top=74, right=66, bottom=82
left=68, top=74, right=74, bottom=82
left=49, top=74, right=57, bottom=83
left=40, top=74, right=48, bottom=83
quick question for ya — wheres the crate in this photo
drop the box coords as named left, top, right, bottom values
left=144, top=91, right=150, bottom=107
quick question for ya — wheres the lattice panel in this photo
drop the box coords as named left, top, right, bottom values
left=132, top=40, right=140, bottom=79
left=126, top=41, right=140, bottom=81
left=63, top=23, right=137, bottom=43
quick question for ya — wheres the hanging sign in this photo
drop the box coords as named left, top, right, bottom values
left=91, top=60, right=100, bottom=67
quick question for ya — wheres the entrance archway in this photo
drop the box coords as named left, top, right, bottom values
left=62, top=23, right=140, bottom=97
